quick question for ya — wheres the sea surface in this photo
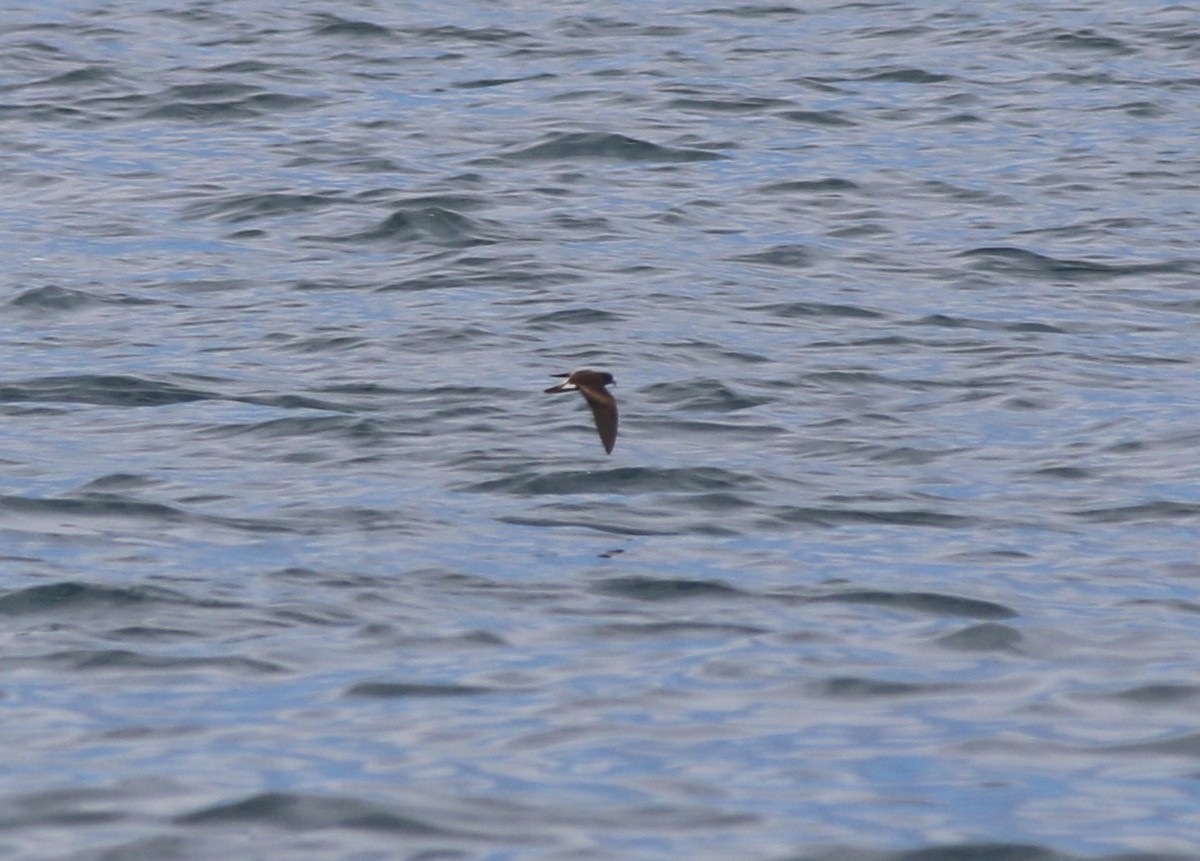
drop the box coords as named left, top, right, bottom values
left=2, top=1, right=1200, bottom=859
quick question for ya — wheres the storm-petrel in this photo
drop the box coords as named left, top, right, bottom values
left=545, top=369, right=618, bottom=454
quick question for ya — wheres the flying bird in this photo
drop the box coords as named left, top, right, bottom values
left=545, top=369, right=618, bottom=454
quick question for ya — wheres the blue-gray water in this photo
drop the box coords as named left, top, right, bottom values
left=3, top=1, right=1200, bottom=859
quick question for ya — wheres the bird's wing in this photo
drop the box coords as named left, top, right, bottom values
left=580, top=387, right=618, bottom=454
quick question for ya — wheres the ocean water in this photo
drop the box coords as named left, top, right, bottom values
left=2, top=1, right=1200, bottom=859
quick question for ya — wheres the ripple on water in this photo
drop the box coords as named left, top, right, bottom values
left=461, top=465, right=764, bottom=496
left=3, top=1, right=1200, bottom=858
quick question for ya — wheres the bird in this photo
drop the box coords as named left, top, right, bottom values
left=545, top=369, right=618, bottom=454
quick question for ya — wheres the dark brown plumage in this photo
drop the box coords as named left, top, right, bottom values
left=545, top=369, right=618, bottom=454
